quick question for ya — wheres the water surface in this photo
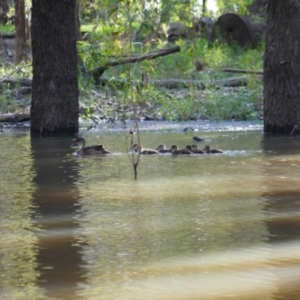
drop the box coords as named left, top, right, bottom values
left=1, top=124, right=300, bottom=299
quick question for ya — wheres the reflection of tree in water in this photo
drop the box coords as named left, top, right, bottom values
left=262, top=136, right=300, bottom=300
left=0, top=135, right=43, bottom=298
left=31, top=137, right=86, bottom=299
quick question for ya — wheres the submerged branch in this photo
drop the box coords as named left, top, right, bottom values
left=289, top=125, right=298, bottom=138
left=129, top=121, right=141, bottom=181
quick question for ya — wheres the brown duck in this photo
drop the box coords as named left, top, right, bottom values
left=131, top=143, right=159, bottom=154
left=186, top=145, right=205, bottom=154
left=171, top=145, right=192, bottom=155
left=71, top=137, right=111, bottom=155
left=203, top=145, right=223, bottom=154
left=156, top=144, right=171, bottom=153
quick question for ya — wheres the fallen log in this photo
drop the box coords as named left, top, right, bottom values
left=0, top=113, right=30, bottom=123
left=88, top=45, right=181, bottom=83
left=0, top=32, right=15, bottom=39
left=99, top=76, right=259, bottom=89
left=223, top=68, right=263, bottom=75
left=0, top=76, right=32, bottom=87
left=151, top=77, right=251, bottom=88
left=0, top=74, right=261, bottom=91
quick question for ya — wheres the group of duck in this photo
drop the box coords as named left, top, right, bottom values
left=71, top=137, right=223, bottom=156
left=132, top=143, right=223, bottom=155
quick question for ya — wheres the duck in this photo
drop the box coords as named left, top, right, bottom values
left=71, top=137, right=111, bottom=155
left=203, top=145, right=223, bottom=154
left=171, top=145, right=192, bottom=155
left=193, top=136, right=205, bottom=142
left=131, top=143, right=159, bottom=155
left=156, top=144, right=171, bottom=153
left=186, top=145, right=205, bottom=154
left=183, top=127, right=195, bottom=133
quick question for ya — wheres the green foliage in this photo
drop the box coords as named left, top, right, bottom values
left=0, top=23, right=14, bottom=33
left=0, top=84, right=18, bottom=113
left=0, top=0, right=264, bottom=121
left=78, top=24, right=264, bottom=121
left=202, top=84, right=262, bottom=120
left=216, top=0, right=254, bottom=14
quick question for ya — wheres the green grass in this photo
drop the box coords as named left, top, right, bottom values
left=78, top=37, right=264, bottom=121
left=0, top=83, right=19, bottom=113
left=0, top=24, right=15, bottom=33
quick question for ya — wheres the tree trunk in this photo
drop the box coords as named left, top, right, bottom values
left=263, top=1, right=300, bottom=135
left=202, top=0, right=206, bottom=15
left=31, top=1, right=79, bottom=136
left=0, top=0, right=9, bottom=24
left=15, top=0, right=27, bottom=64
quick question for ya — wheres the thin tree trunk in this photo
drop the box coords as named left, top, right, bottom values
left=202, top=0, right=206, bottom=15
left=15, top=0, right=27, bottom=64
left=263, top=1, right=300, bottom=135
left=31, top=1, right=79, bottom=136
left=0, top=0, right=9, bottom=24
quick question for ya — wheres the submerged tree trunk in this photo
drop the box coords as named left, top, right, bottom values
left=263, top=1, right=300, bottom=135
left=31, top=1, right=79, bottom=136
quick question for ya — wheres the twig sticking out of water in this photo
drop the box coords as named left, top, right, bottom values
left=289, top=125, right=298, bottom=138
left=129, top=121, right=141, bottom=180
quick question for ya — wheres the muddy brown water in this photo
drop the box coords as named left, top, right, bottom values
left=1, top=121, right=300, bottom=299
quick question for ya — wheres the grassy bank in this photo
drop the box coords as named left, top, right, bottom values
left=0, top=32, right=264, bottom=122
left=78, top=37, right=263, bottom=121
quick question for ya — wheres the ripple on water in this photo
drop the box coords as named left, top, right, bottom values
left=1, top=129, right=300, bottom=299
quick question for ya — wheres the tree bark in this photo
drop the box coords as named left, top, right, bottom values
left=263, top=1, right=300, bottom=135
left=15, top=0, right=27, bottom=64
left=31, top=1, right=79, bottom=136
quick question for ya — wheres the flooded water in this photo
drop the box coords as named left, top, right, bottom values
left=1, top=122, right=300, bottom=300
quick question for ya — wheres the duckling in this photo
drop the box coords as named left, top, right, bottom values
left=71, top=137, right=111, bottom=156
left=131, top=143, right=159, bottom=155
left=193, top=136, right=205, bottom=142
left=186, top=145, right=205, bottom=154
left=156, top=144, right=171, bottom=153
left=171, top=145, right=192, bottom=155
left=203, top=145, right=223, bottom=154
